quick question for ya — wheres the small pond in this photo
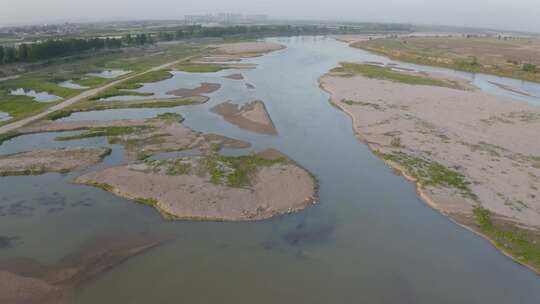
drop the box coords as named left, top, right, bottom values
left=58, top=80, right=89, bottom=90
left=87, top=69, right=131, bottom=79
left=0, top=112, right=11, bottom=122
left=9, top=88, right=62, bottom=102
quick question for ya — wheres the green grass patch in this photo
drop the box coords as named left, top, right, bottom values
left=56, top=126, right=151, bottom=141
left=72, top=76, right=108, bottom=87
left=89, top=88, right=153, bottom=101
left=64, top=98, right=202, bottom=114
left=175, top=63, right=228, bottom=73
left=0, top=131, right=20, bottom=146
left=134, top=197, right=158, bottom=206
left=203, top=154, right=286, bottom=187
left=379, top=151, right=476, bottom=199
left=89, top=70, right=174, bottom=101
left=144, top=159, right=192, bottom=176
left=122, top=70, right=174, bottom=87
left=474, top=207, right=540, bottom=271
left=46, top=110, right=73, bottom=121
left=332, top=63, right=454, bottom=88
left=352, top=38, right=540, bottom=83
left=0, top=95, right=54, bottom=125
left=155, top=112, right=184, bottom=122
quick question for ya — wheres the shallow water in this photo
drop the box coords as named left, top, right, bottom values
left=102, top=70, right=243, bottom=101
left=0, top=111, right=11, bottom=122
left=58, top=80, right=89, bottom=90
left=87, top=69, right=131, bottom=79
left=1, top=36, right=539, bottom=303
left=9, top=88, right=62, bottom=102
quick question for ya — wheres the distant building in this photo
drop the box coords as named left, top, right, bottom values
left=184, top=15, right=214, bottom=25
left=244, top=15, right=268, bottom=23
left=217, top=13, right=243, bottom=24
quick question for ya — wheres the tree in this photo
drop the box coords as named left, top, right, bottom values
left=523, top=63, right=537, bottom=73
left=17, top=44, right=29, bottom=62
left=0, top=46, right=4, bottom=64
left=4, top=47, right=16, bottom=63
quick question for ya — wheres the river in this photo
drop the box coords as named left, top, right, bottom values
left=0, top=36, right=539, bottom=303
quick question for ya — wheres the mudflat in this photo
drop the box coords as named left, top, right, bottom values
left=211, top=100, right=277, bottom=135
left=75, top=150, right=317, bottom=221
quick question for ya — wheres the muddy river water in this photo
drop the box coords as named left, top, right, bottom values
left=1, top=36, right=539, bottom=303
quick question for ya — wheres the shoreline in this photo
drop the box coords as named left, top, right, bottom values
left=318, top=77, right=540, bottom=275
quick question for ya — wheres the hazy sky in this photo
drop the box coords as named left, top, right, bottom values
left=1, top=0, right=540, bottom=32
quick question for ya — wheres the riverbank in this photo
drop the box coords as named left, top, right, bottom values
left=319, top=68, right=540, bottom=273
left=350, top=37, right=540, bottom=84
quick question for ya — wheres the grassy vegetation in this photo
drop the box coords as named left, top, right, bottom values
left=0, top=44, right=205, bottom=126
left=474, top=207, right=540, bottom=272
left=155, top=112, right=184, bottom=122
left=174, top=63, right=229, bottom=73
left=332, top=63, right=457, bottom=88
left=353, top=37, right=540, bottom=83
left=379, top=151, right=476, bottom=199
left=134, top=197, right=158, bottom=206
left=89, top=70, right=176, bottom=101
left=203, top=154, right=286, bottom=187
left=47, top=98, right=203, bottom=120
left=73, top=76, right=109, bottom=87
left=144, top=159, right=193, bottom=176
left=55, top=126, right=152, bottom=141
left=341, top=99, right=383, bottom=110
left=0, top=77, right=78, bottom=125
left=0, top=131, right=20, bottom=145
left=45, top=110, right=73, bottom=121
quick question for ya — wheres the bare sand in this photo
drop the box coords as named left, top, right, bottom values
left=0, top=147, right=111, bottom=176
left=75, top=150, right=317, bottom=221
left=0, top=232, right=171, bottom=304
left=320, top=73, right=540, bottom=229
left=166, top=82, right=221, bottom=98
left=211, top=100, right=277, bottom=135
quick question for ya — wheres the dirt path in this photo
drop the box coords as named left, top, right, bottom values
left=0, top=58, right=193, bottom=135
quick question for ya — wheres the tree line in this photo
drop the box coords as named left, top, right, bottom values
left=0, top=34, right=152, bottom=65
left=0, top=23, right=413, bottom=65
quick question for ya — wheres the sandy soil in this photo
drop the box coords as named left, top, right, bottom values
left=223, top=73, right=244, bottom=80
left=75, top=150, right=316, bottom=221
left=212, top=42, right=285, bottom=56
left=211, top=100, right=277, bottom=135
left=320, top=73, right=540, bottom=229
left=0, top=232, right=171, bottom=304
left=0, top=147, right=111, bottom=176
left=166, top=82, right=221, bottom=98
